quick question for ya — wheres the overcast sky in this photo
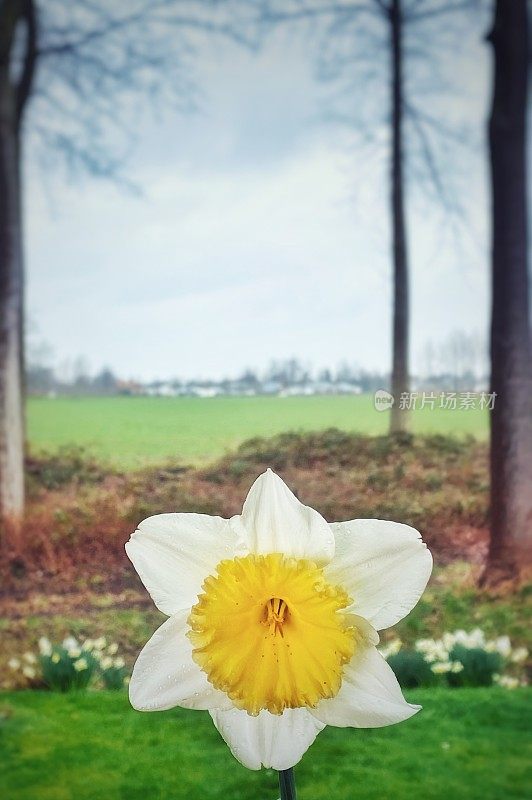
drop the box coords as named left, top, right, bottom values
left=25, top=13, right=491, bottom=382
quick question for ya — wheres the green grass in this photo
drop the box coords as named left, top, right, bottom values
left=27, top=396, right=489, bottom=469
left=0, top=689, right=529, bottom=799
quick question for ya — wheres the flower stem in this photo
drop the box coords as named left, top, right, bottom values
left=278, top=768, right=297, bottom=800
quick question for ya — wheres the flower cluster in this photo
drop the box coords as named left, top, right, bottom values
left=8, top=636, right=129, bottom=691
left=414, top=637, right=464, bottom=675
left=8, top=652, right=38, bottom=681
left=380, top=628, right=528, bottom=689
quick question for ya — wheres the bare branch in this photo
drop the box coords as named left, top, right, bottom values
left=406, top=102, right=453, bottom=212
left=39, top=5, right=255, bottom=58
left=260, top=2, right=380, bottom=26
left=371, top=0, right=390, bottom=16
left=405, top=101, right=474, bottom=148
left=20, top=0, right=258, bottom=184
left=38, top=1, right=155, bottom=55
left=407, top=1, right=474, bottom=24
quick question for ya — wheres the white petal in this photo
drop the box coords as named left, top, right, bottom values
left=129, top=610, right=233, bottom=712
left=346, top=612, right=380, bottom=646
left=126, top=512, right=245, bottom=615
left=311, top=644, right=420, bottom=728
left=209, top=707, right=325, bottom=770
left=240, top=469, right=334, bottom=563
left=325, top=519, right=432, bottom=630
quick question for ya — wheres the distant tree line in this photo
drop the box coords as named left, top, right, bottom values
left=418, top=331, right=488, bottom=390
left=25, top=356, right=388, bottom=396
left=26, top=363, right=119, bottom=396
left=26, top=332, right=488, bottom=397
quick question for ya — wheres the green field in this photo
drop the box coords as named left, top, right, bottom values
left=27, top=396, right=488, bottom=469
left=0, top=689, right=529, bottom=799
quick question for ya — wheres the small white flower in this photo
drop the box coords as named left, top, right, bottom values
left=495, top=674, right=519, bottom=689
left=493, top=636, right=512, bottom=659
left=8, top=658, right=21, bottom=671
left=450, top=661, right=464, bottom=673
left=113, top=657, right=125, bottom=669
left=68, top=647, right=81, bottom=659
left=510, top=647, right=528, bottom=664
left=22, top=666, right=36, bottom=679
left=107, top=643, right=119, bottom=655
left=442, top=632, right=456, bottom=650
left=453, top=630, right=469, bottom=646
left=433, top=644, right=451, bottom=662
left=414, top=638, right=434, bottom=654
left=101, top=657, right=113, bottom=670
left=379, top=639, right=402, bottom=659
left=74, top=658, right=88, bottom=672
left=415, top=638, right=449, bottom=663
left=431, top=661, right=452, bottom=674
left=62, top=637, right=79, bottom=652
left=83, top=639, right=95, bottom=651
left=51, top=653, right=61, bottom=664
left=38, top=637, right=52, bottom=657
left=94, top=637, right=107, bottom=651
left=468, top=628, right=485, bottom=648
left=23, top=652, right=37, bottom=664
left=126, top=469, right=433, bottom=770
left=22, top=667, right=36, bottom=680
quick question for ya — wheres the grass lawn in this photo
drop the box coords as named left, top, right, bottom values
left=0, top=688, right=529, bottom=799
left=27, top=395, right=489, bottom=469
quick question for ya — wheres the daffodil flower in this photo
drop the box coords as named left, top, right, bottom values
left=127, top=469, right=432, bottom=771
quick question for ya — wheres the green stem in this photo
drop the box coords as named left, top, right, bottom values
left=278, top=768, right=297, bottom=800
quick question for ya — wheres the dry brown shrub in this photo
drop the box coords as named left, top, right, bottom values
left=0, top=432, right=489, bottom=599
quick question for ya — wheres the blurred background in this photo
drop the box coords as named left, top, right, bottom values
left=0, top=1, right=530, bottom=799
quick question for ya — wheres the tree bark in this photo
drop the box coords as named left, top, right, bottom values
left=0, top=98, right=24, bottom=519
left=388, top=0, right=410, bottom=434
left=484, top=0, right=532, bottom=583
left=0, top=0, right=36, bottom=522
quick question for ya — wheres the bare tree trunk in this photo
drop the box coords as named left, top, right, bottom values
left=389, top=0, right=410, bottom=434
left=0, top=0, right=36, bottom=523
left=483, top=0, right=532, bottom=584
left=0, top=104, right=24, bottom=519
